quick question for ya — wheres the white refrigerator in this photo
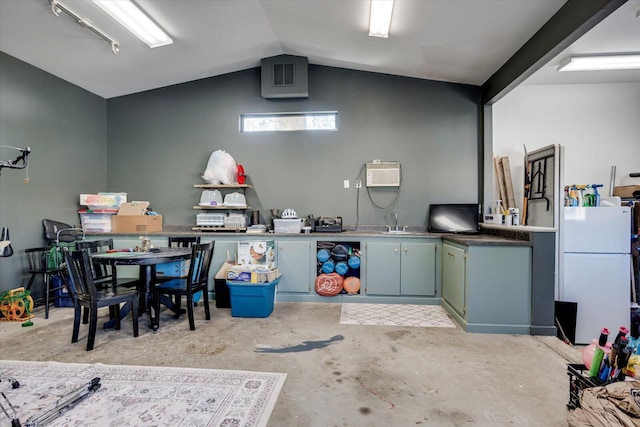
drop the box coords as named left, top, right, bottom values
left=561, top=206, right=631, bottom=344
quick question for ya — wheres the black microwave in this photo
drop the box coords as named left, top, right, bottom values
left=427, top=203, right=480, bottom=234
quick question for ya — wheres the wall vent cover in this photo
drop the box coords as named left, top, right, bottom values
left=261, top=55, right=309, bottom=99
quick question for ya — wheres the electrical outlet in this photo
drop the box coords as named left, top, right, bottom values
left=355, top=179, right=362, bottom=188
left=344, top=179, right=350, bottom=189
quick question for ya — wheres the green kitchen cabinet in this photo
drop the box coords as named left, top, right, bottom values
left=442, top=243, right=466, bottom=317
left=365, top=241, right=437, bottom=296
left=441, top=240, right=531, bottom=334
left=276, top=240, right=312, bottom=293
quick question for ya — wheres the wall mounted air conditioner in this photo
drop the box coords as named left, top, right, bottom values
left=366, top=161, right=401, bottom=187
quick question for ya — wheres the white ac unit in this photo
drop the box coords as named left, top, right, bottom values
left=365, top=161, right=401, bottom=187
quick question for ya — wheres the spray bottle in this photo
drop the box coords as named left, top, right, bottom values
left=592, top=184, right=603, bottom=207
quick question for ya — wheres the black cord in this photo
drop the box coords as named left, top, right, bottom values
left=365, top=163, right=402, bottom=210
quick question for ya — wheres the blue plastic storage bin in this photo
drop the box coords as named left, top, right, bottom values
left=52, top=276, right=74, bottom=308
left=226, top=277, right=280, bottom=318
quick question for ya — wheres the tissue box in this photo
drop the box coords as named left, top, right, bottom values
left=237, top=240, right=275, bottom=267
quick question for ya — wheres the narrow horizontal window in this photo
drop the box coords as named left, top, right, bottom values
left=241, top=112, right=337, bottom=132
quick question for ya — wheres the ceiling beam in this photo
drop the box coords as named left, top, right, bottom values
left=481, top=0, right=627, bottom=105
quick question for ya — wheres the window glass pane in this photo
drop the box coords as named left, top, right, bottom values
left=241, top=112, right=337, bottom=132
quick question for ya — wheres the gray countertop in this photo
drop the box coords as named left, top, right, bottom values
left=89, top=224, right=547, bottom=247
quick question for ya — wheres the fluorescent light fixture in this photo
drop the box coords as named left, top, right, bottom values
left=93, top=0, right=172, bottom=48
left=557, top=54, right=640, bottom=71
left=369, top=0, right=394, bottom=38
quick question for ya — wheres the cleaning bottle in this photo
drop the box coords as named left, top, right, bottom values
left=589, top=328, right=609, bottom=377
left=592, top=184, right=603, bottom=207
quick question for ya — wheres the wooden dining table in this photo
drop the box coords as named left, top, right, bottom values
left=91, top=247, right=191, bottom=330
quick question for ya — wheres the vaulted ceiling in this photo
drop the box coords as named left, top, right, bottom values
left=1, top=0, right=638, bottom=100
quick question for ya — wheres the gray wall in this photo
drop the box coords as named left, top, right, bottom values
left=1, top=56, right=481, bottom=294
left=0, top=52, right=107, bottom=294
left=107, top=66, right=481, bottom=228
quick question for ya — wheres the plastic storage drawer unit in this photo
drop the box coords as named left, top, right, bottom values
left=227, top=277, right=279, bottom=318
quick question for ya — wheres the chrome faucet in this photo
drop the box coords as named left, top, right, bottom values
left=384, top=212, right=407, bottom=232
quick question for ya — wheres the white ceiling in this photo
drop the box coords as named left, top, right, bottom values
left=0, top=0, right=638, bottom=99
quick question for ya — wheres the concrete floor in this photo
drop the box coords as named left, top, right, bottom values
left=0, top=301, right=581, bottom=426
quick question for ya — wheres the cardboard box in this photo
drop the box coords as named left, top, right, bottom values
left=112, top=215, right=162, bottom=233
left=237, top=240, right=275, bottom=268
left=117, top=201, right=150, bottom=215
left=226, top=265, right=280, bottom=283
left=613, top=185, right=640, bottom=198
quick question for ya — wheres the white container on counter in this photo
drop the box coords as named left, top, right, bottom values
left=273, top=218, right=304, bottom=234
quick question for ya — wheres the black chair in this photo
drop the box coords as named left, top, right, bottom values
left=151, top=241, right=214, bottom=331
left=76, top=238, right=137, bottom=289
left=63, top=248, right=139, bottom=351
left=42, top=219, right=82, bottom=245
left=157, top=236, right=202, bottom=306
left=25, top=247, right=67, bottom=319
left=168, top=236, right=201, bottom=248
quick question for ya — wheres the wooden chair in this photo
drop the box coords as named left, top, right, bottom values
left=76, top=239, right=117, bottom=288
left=76, top=238, right=137, bottom=289
left=63, top=248, right=139, bottom=351
left=168, top=236, right=201, bottom=248
left=157, top=236, right=202, bottom=305
left=25, top=247, right=67, bottom=319
left=151, top=241, right=214, bottom=331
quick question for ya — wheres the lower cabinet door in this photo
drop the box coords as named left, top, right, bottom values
left=400, top=242, right=437, bottom=296
left=442, top=243, right=466, bottom=317
left=365, top=242, right=401, bottom=295
left=277, top=241, right=311, bottom=293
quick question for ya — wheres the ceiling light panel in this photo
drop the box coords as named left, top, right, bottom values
left=558, top=54, right=640, bottom=71
left=369, top=0, right=394, bottom=38
left=93, top=0, right=172, bottom=48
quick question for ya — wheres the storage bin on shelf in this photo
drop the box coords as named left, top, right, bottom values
left=227, top=277, right=280, bottom=318
left=196, top=212, right=226, bottom=227
left=78, top=210, right=117, bottom=232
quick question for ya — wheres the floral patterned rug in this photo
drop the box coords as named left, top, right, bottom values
left=0, top=360, right=286, bottom=426
left=340, top=303, right=457, bottom=328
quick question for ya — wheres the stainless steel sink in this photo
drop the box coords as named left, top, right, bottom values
left=380, top=230, right=413, bottom=235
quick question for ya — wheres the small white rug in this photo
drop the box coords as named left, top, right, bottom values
left=0, top=360, right=286, bottom=427
left=340, top=303, right=456, bottom=328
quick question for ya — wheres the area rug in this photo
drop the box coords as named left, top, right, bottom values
left=0, top=360, right=286, bottom=427
left=340, top=303, right=456, bottom=328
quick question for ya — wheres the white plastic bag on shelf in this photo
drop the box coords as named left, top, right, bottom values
left=202, top=150, right=237, bottom=184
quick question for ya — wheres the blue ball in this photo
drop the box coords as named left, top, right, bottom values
left=348, top=256, right=361, bottom=269
left=335, top=261, right=348, bottom=276
left=321, top=260, right=335, bottom=274
left=317, top=249, right=330, bottom=262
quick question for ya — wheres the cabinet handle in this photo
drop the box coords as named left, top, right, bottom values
left=447, top=252, right=454, bottom=257
left=404, top=248, right=408, bottom=253
left=394, top=248, right=398, bottom=252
